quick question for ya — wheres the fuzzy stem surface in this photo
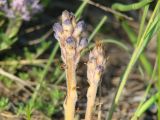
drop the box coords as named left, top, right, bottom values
left=85, top=83, right=98, bottom=120
left=64, top=56, right=77, bottom=120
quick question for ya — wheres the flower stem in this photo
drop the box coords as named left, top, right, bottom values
left=85, top=84, right=98, bottom=120
left=64, top=57, right=77, bottom=120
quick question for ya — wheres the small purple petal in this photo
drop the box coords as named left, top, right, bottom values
left=66, top=36, right=74, bottom=44
left=96, top=65, right=104, bottom=73
left=63, top=19, right=71, bottom=26
left=73, top=21, right=85, bottom=37
left=53, top=23, right=63, bottom=33
left=79, top=38, right=88, bottom=47
left=62, top=19, right=73, bottom=31
left=76, top=21, right=85, bottom=30
left=54, top=33, right=60, bottom=40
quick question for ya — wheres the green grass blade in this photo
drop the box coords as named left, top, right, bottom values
left=137, top=5, right=149, bottom=43
left=121, top=21, right=137, bottom=44
left=88, top=16, right=107, bottom=42
left=157, top=31, right=160, bottom=120
left=112, top=0, right=152, bottom=12
left=136, top=92, right=160, bottom=118
left=107, top=1, right=160, bottom=120
left=55, top=72, right=65, bottom=85
left=25, top=42, right=60, bottom=119
left=89, top=39, right=129, bottom=51
left=121, top=21, right=152, bottom=76
left=6, top=19, right=22, bottom=39
left=31, top=42, right=59, bottom=105
left=75, top=0, right=89, bottom=20
left=131, top=58, right=157, bottom=120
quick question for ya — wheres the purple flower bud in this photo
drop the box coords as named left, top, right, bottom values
left=79, top=38, right=88, bottom=47
left=66, top=36, right=74, bottom=44
left=53, top=23, right=63, bottom=33
left=66, top=36, right=75, bottom=48
left=54, top=33, right=60, bottom=40
left=62, top=19, right=73, bottom=31
left=63, top=19, right=71, bottom=25
left=73, top=21, right=85, bottom=37
left=96, top=65, right=104, bottom=73
left=77, top=21, right=85, bottom=30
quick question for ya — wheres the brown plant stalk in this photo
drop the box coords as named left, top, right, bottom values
left=85, top=42, right=106, bottom=120
left=53, top=10, right=87, bottom=120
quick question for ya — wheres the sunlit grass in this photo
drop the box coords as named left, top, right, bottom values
left=107, top=1, right=160, bottom=119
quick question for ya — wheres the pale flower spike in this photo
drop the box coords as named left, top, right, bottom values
left=53, top=10, right=88, bottom=65
left=53, top=10, right=88, bottom=120
left=85, top=41, right=106, bottom=120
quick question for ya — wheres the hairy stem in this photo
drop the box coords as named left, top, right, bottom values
left=85, top=42, right=105, bottom=120
left=85, top=84, right=98, bottom=120
left=64, top=57, right=77, bottom=120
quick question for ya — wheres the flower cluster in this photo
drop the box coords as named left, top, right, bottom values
left=0, top=0, right=42, bottom=21
left=87, top=42, right=106, bottom=84
left=0, top=0, right=6, bottom=7
left=53, top=10, right=88, bottom=65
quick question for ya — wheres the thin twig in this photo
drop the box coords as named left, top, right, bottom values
left=0, top=68, right=33, bottom=90
left=86, top=0, right=133, bottom=21
left=0, top=59, right=48, bottom=65
left=28, top=29, right=53, bottom=45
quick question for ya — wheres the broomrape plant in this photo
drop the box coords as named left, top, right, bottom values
left=85, top=41, right=106, bottom=120
left=53, top=10, right=106, bottom=120
left=53, top=10, right=87, bottom=120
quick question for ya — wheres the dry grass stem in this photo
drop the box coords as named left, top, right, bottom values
left=0, top=68, right=33, bottom=90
